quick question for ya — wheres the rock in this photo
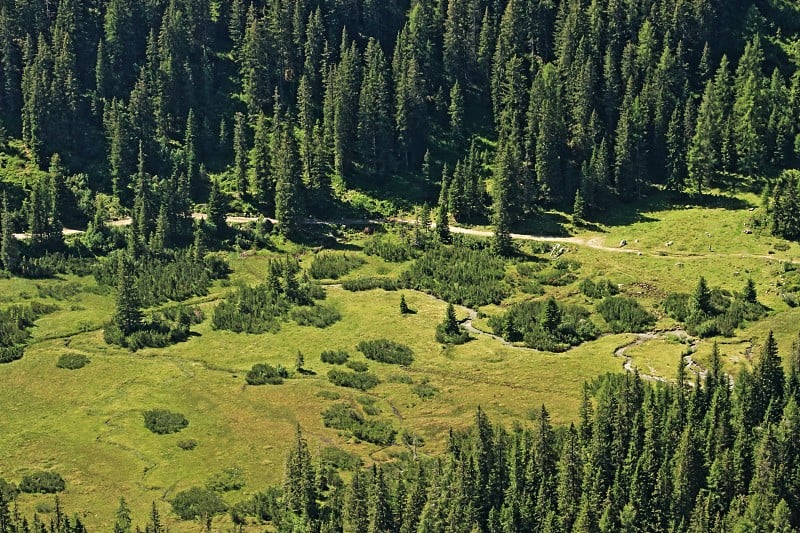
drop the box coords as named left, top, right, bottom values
left=743, top=229, right=753, bottom=234
left=619, top=239, right=628, bottom=247
left=676, top=262, right=684, bottom=268
left=666, top=241, right=674, bottom=246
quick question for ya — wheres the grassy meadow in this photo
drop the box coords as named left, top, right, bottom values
left=2, top=191, right=800, bottom=529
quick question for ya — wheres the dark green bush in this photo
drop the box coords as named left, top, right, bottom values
left=308, top=253, right=366, bottom=279
left=400, top=245, right=509, bottom=307
left=597, top=296, right=656, bottom=333
left=171, top=487, right=227, bottom=521
left=579, top=278, right=619, bottom=299
left=363, top=236, right=417, bottom=262
left=327, top=369, right=379, bottom=390
left=357, top=339, right=414, bottom=365
left=345, top=360, right=369, bottom=372
left=177, top=439, right=198, bottom=450
left=488, top=299, right=598, bottom=352
left=246, top=363, right=289, bottom=385
left=341, top=276, right=399, bottom=291
left=320, top=446, right=363, bottom=470
left=0, top=478, right=18, bottom=501
left=290, top=304, right=341, bottom=328
left=207, top=468, right=245, bottom=492
left=143, top=409, right=189, bottom=434
left=19, top=472, right=65, bottom=494
left=56, top=353, right=90, bottom=369
left=321, top=404, right=396, bottom=445
left=663, top=293, right=691, bottom=322
left=320, top=350, right=350, bottom=364
left=412, top=383, right=438, bottom=399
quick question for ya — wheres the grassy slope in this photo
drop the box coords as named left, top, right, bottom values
left=2, top=191, right=800, bottom=529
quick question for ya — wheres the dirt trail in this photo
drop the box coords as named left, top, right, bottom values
left=613, top=329, right=707, bottom=383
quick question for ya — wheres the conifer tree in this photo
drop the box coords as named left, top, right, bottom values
left=274, top=130, right=303, bottom=237
left=0, top=194, right=18, bottom=272
left=233, top=112, right=248, bottom=196
left=251, top=112, right=272, bottom=209
left=449, top=80, right=465, bottom=147
left=400, top=294, right=411, bottom=315
left=436, top=165, right=452, bottom=244
left=284, top=426, right=318, bottom=519
left=357, top=38, right=392, bottom=177
left=542, top=297, right=561, bottom=332
left=207, top=178, right=227, bottom=235
left=688, top=81, right=718, bottom=196
left=113, top=253, right=142, bottom=336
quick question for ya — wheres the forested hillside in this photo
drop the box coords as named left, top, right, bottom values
left=0, top=0, right=799, bottom=238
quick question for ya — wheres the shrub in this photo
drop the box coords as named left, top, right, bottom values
left=207, top=468, right=245, bottom=492
left=663, top=293, right=691, bottom=322
left=579, top=278, right=619, bottom=299
left=177, top=439, right=198, bottom=450
left=357, top=339, right=414, bottom=365
left=320, top=350, right=349, bottom=365
left=19, top=472, right=65, bottom=494
left=0, top=346, right=23, bottom=363
left=246, top=363, right=289, bottom=385
left=341, top=276, right=399, bottom=291
left=400, top=245, right=509, bottom=307
left=56, top=353, right=90, bottom=370
left=488, top=299, right=598, bottom=352
left=387, top=373, right=413, bottom=384
left=290, top=304, right=341, bottom=328
left=321, top=404, right=396, bottom=445
left=345, top=360, right=369, bottom=372
left=171, top=487, right=227, bottom=521
left=597, top=296, right=656, bottom=333
left=327, top=369, right=379, bottom=390
left=143, top=409, right=189, bottom=434
left=316, top=390, right=341, bottom=400
left=0, top=478, right=18, bottom=501
left=363, top=236, right=417, bottom=262
left=412, top=382, right=438, bottom=399
left=308, top=253, right=365, bottom=279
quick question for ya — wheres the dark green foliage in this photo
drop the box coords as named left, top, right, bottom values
left=19, top=472, right=65, bottom=494
left=341, top=276, right=399, bottom=292
left=401, top=245, right=509, bottom=307
left=0, top=302, right=54, bottom=363
left=327, top=369, right=379, bottom=391
left=308, top=253, right=365, bottom=280
left=170, top=487, right=227, bottom=521
left=363, top=236, right=417, bottom=262
left=177, top=439, right=198, bottom=451
left=56, top=353, right=89, bottom=370
left=771, top=171, right=800, bottom=241
left=412, top=382, right=438, bottom=400
left=206, top=468, right=245, bottom=493
left=320, top=350, right=350, bottom=365
left=357, top=339, right=414, bottom=366
left=436, top=303, right=469, bottom=344
left=321, top=403, right=395, bottom=445
left=399, top=294, right=411, bottom=314
left=597, top=297, right=657, bottom=333
left=290, top=304, right=341, bottom=328
left=245, top=363, right=289, bottom=386
left=489, top=299, right=599, bottom=352
left=579, top=279, right=619, bottom=299
left=142, top=409, right=188, bottom=435
left=320, top=447, right=363, bottom=471
left=345, top=361, right=369, bottom=373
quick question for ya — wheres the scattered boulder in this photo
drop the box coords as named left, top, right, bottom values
left=619, top=239, right=628, bottom=248
left=665, top=241, right=674, bottom=247
left=743, top=229, right=753, bottom=234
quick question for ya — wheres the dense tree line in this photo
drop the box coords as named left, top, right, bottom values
left=0, top=0, right=798, bottom=247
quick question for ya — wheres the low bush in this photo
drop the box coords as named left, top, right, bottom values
left=357, top=339, right=414, bottom=365
left=320, top=446, right=363, bottom=470
left=290, top=304, right=341, bottom=328
left=345, top=360, right=369, bottom=372
left=246, top=363, right=289, bottom=385
left=308, top=253, right=366, bottom=279
left=412, top=382, right=438, bottom=399
left=320, top=350, right=349, bottom=364
left=327, top=369, right=379, bottom=390
left=579, top=278, right=619, bottom=299
left=171, top=487, right=227, bottom=521
left=341, top=277, right=399, bottom=292
left=143, top=409, right=189, bottom=434
left=56, top=353, right=90, bottom=370
left=317, top=390, right=341, bottom=400
left=488, top=299, right=599, bottom=352
left=597, top=296, right=656, bottom=333
left=177, top=439, right=198, bottom=450
left=0, top=478, right=18, bottom=501
left=207, top=467, right=245, bottom=492
left=363, top=236, right=417, bottom=262
left=321, top=404, right=396, bottom=445
left=19, top=472, right=65, bottom=494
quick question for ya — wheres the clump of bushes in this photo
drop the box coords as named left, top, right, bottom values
left=363, top=236, right=417, bottom=262
left=290, top=304, right=341, bottom=328
left=320, top=446, right=363, bottom=470
left=321, top=404, right=396, bottom=445
left=357, top=339, right=414, bottom=365
left=0, top=302, right=56, bottom=363
left=489, top=297, right=598, bottom=352
left=320, top=350, right=349, bottom=364
left=435, top=304, right=470, bottom=345
left=171, top=487, right=227, bottom=521
left=19, top=472, right=65, bottom=494
left=579, top=278, right=619, bottom=299
left=308, top=253, right=366, bottom=279
left=412, top=381, right=438, bottom=400
left=246, top=363, right=289, bottom=385
left=56, top=353, right=90, bottom=369
left=597, top=296, right=656, bottom=333
left=177, top=439, right=198, bottom=450
left=345, top=360, right=369, bottom=372
left=401, top=244, right=509, bottom=307
left=143, top=409, right=189, bottom=434
left=207, top=467, right=245, bottom=492
left=327, top=369, right=379, bottom=390
left=341, top=277, right=399, bottom=291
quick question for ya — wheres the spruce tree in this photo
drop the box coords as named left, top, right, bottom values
left=207, top=178, right=228, bottom=235
left=357, top=38, right=392, bottom=177
left=0, top=195, right=18, bottom=272
left=233, top=111, right=248, bottom=197
left=449, top=80, right=465, bottom=147
left=274, top=130, right=303, bottom=237
left=113, top=253, right=142, bottom=337
left=542, top=297, right=561, bottom=332
left=436, top=166, right=452, bottom=244
left=400, top=294, right=411, bottom=315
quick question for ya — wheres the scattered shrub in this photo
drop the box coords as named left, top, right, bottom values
left=321, top=404, right=396, bottom=445
left=412, top=383, right=438, bottom=399
left=207, top=467, right=245, bottom=492
left=56, top=353, right=90, bottom=370
left=19, top=472, right=65, bottom=494
left=357, top=339, right=414, bottom=365
left=597, top=296, right=656, bottom=333
left=0, top=478, right=18, bottom=501
left=341, top=276, right=399, bottom=291
left=246, top=363, right=289, bottom=385
left=579, top=279, right=619, bottom=299
left=327, top=369, right=379, bottom=390
left=363, top=236, right=417, bottom=262
left=177, top=439, right=198, bottom=450
left=320, top=350, right=349, bottom=365
left=401, top=245, right=509, bottom=307
left=290, top=304, right=341, bottom=328
left=171, top=487, right=227, bottom=521
left=346, top=360, right=369, bottom=372
left=308, top=253, right=366, bottom=279
left=320, top=446, right=363, bottom=470
left=488, top=299, right=598, bottom=352
left=317, top=390, right=341, bottom=400
left=143, top=409, right=189, bottom=434
left=387, top=373, right=413, bottom=384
